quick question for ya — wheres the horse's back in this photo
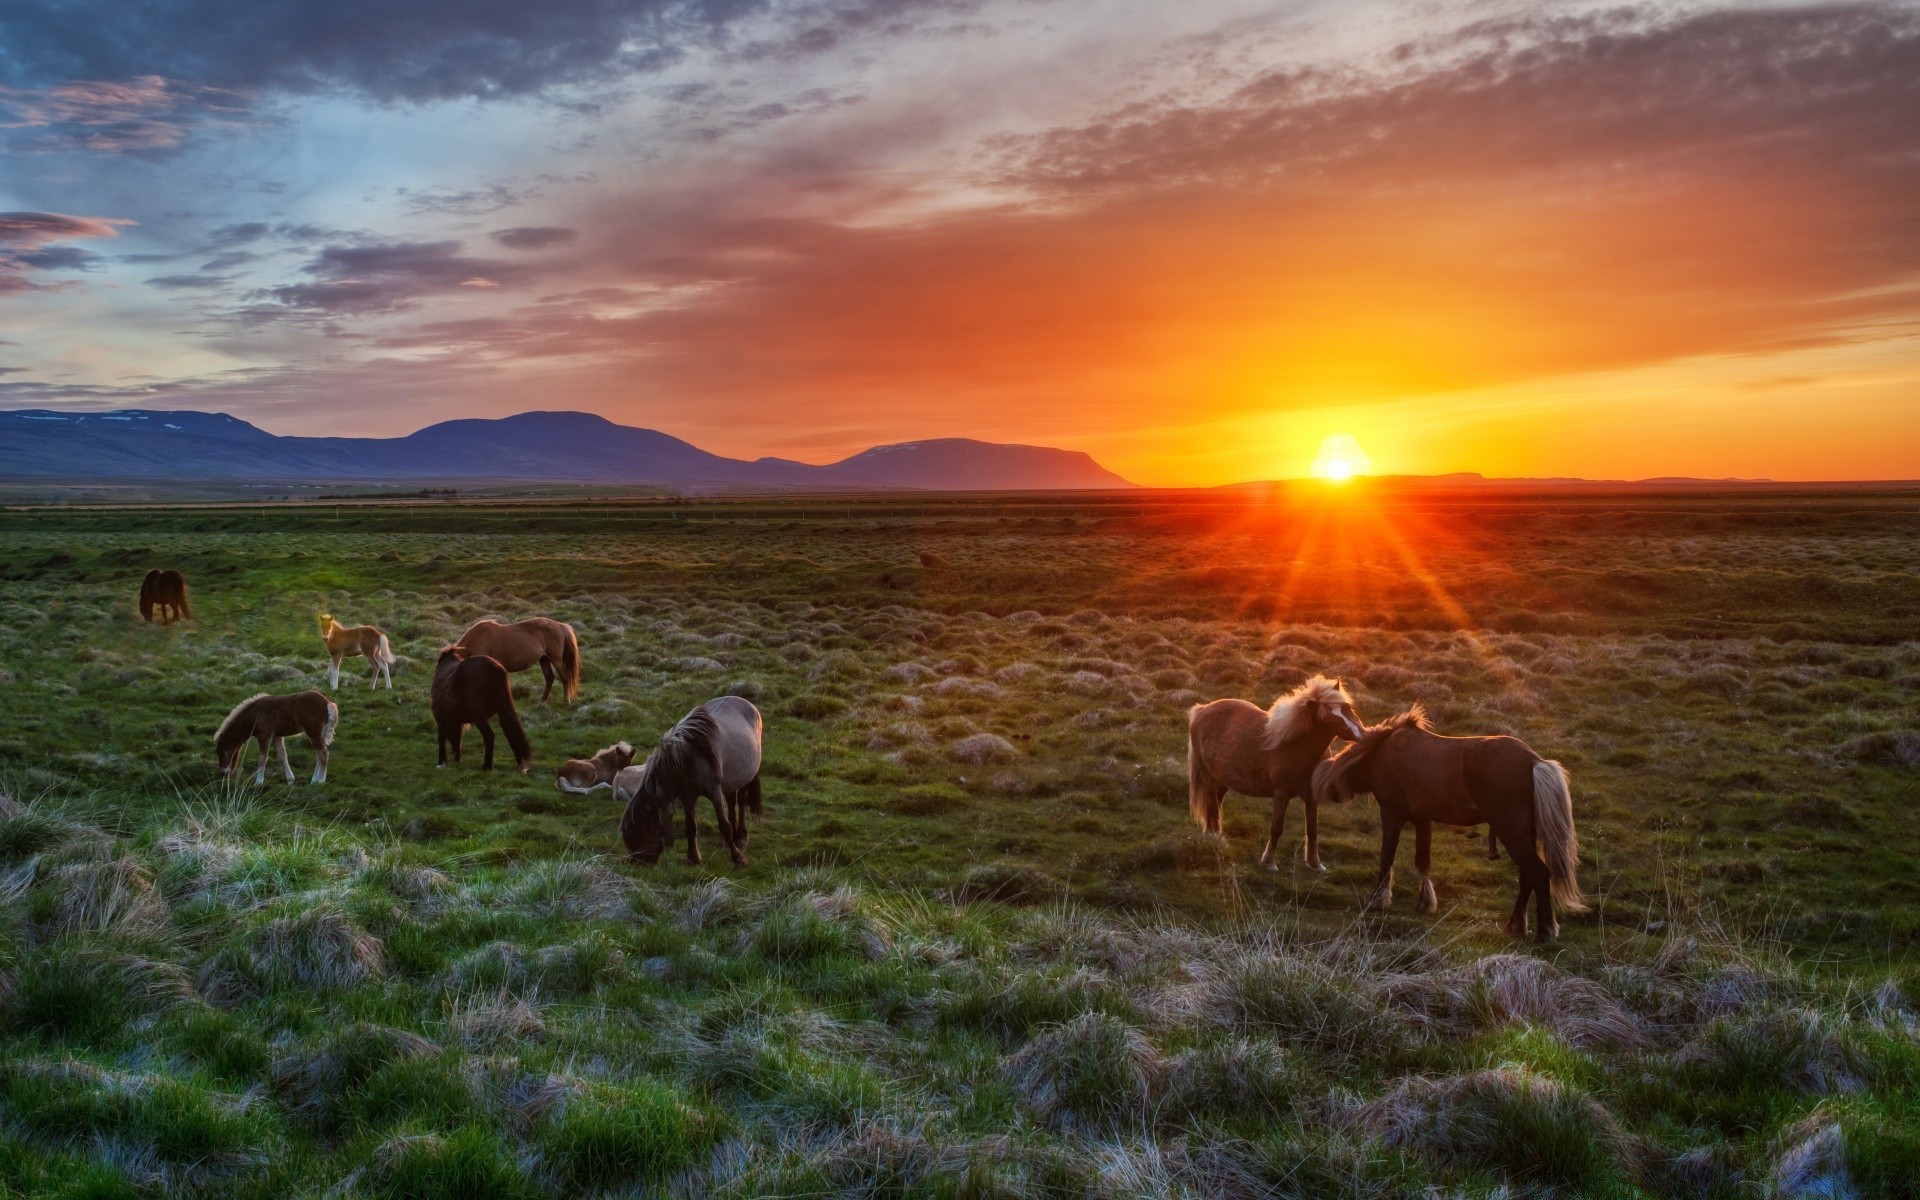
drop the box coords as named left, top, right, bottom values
left=1187, top=698, right=1278, bottom=793
left=704, top=696, right=763, bottom=787
left=1461, top=735, right=1542, bottom=801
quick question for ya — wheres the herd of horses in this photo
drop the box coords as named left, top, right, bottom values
left=150, top=569, right=1585, bottom=940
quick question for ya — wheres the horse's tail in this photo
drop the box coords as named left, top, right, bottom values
left=742, top=772, right=763, bottom=815
left=139, top=569, right=157, bottom=621
left=558, top=624, right=580, bottom=702
left=1185, top=706, right=1218, bottom=830
left=1533, top=759, right=1586, bottom=913
left=498, top=688, right=533, bottom=768
left=321, top=700, right=340, bottom=748
left=175, top=577, right=192, bottom=620
left=374, top=632, right=395, bottom=667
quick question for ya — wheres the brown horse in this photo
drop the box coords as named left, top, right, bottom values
left=216, top=691, right=337, bottom=784
left=318, top=613, right=396, bottom=690
left=555, top=741, right=635, bottom=794
left=1187, top=675, right=1366, bottom=871
left=139, top=569, right=191, bottom=624
left=616, top=696, right=762, bottom=868
left=1313, top=706, right=1584, bottom=943
left=431, top=647, right=532, bottom=772
left=454, top=618, right=579, bottom=703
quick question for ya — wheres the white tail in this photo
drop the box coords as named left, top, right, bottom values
left=321, top=701, right=340, bottom=747
left=1532, top=759, right=1585, bottom=913
left=375, top=633, right=395, bottom=666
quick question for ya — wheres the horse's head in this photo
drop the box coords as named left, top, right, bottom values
left=599, top=740, right=637, bottom=772
left=1312, top=677, right=1367, bottom=742
left=614, top=760, right=666, bottom=863
left=1312, top=748, right=1365, bottom=806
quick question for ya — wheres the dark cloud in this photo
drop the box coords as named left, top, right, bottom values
left=262, top=239, right=525, bottom=315
left=0, top=74, right=253, bottom=153
left=0, top=210, right=132, bottom=292
left=205, top=221, right=269, bottom=247
left=145, top=273, right=230, bottom=289
left=494, top=226, right=580, bottom=250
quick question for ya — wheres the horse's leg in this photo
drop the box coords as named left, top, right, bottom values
left=329, top=654, right=341, bottom=690
left=727, top=790, right=749, bottom=846
left=1303, top=794, right=1326, bottom=872
left=1493, top=815, right=1533, bottom=937
left=478, top=720, right=496, bottom=770
left=1258, top=794, right=1285, bottom=871
left=1486, top=828, right=1500, bottom=860
left=311, top=732, right=328, bottom=784
left=437, top=723, right=448, bottom=768
left=253, top=735, right=270, bottom=785
left=683, top=794, right=702, bottom=865
left=452, top=723, right=464, bottom=763
left=1368, top=813, right=1404, bottom=910
left=277, top=737, right=295, bottom=784
left=1415, top=821, right=1437, bottom=914
left=710, top=793, right=745, bottom=866
left=538, top=657, right=556, bottom=704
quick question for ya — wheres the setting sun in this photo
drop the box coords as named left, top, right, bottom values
left=1310, top=433, right=1372, bottom=482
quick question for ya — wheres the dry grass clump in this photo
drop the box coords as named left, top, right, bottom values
left=956, top=863, right=1066, bottom=906
left=1379, top=953, right=1650, bottom=1050
left=1002, top=1011, right=1167, bottom=1132
left=1, top=948, right=196, bottom=1039
left=449, top=991, right=547, bottom=1049
left=41, top=855, right=170, bottom=940
left=1198, top=953, right=1403, bottom=1059
left=1676, top=1007, right=1868, bottom=1096
left=501, top=856, right=635, bottom=920
left=741, top=885, right=893, bottom=963
left=204, top=906, right=385, bottom=999
left=1160, top=1037, right=1299, bottom=1124
left=950, top=733, right=1017, bottom=764
left=271, top=1021, right=441, bottom=1127
left=1840, top=729, right=1920, bottom=768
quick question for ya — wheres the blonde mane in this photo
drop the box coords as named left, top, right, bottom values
left=1261, top=675, right=1353, bottom=749
left=215, top=693, right=270, bottom=745
left=596, top=740, right=634, bottom=761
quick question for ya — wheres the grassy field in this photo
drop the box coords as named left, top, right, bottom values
left=1, top=488, right=1917, bottom=1197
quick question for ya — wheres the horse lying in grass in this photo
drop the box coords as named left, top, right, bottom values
left=1187, top=675, right=1366, bottom=871
left=216, top=690, right=337, bottom=784
left=1313, top=705, right=1584, bottom=942
left=431, top=646, right=532, bottom=772
left=555, top=741, right=635, bottom=793
left=139, top=569, right=191, bottom=624
left=318, top=613, right=396, bottom=690
left=455, top=617, right=580, bottom=703
left=616, top=696, right=762, bottom=867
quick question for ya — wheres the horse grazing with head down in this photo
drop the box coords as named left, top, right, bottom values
left=139, top=569, right=192, bottom=624
left=318, top=613, right=396, bottom=690
left=216, top=691, right=337, bottom=785
left=1187, top=675, right=1366, bottom=871
left=454, top=618, right=579, bottom=703
left=616, top=696, right=763, bottom=868
left=431, top=646, right=532, bottom=772
left=555, top=741, right=635, bottom=794
left=1313, top=706, right=1584, bottom=942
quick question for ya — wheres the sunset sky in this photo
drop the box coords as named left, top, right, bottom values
left=2, top=0, right=1917, bottom=485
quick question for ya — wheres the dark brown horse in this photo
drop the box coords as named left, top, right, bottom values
left=431, top=647, right=532, bottom=772
left=1187, top=675, right=1366, bottom=871
left=1313, top=706, right=1584, bottom=942
left=216, top=691, right=337, bottom=784
left=616, top=696, right=762, bottom=868
left=454, top=617, right=580, bottom=703
left=139, top=569, right=191, bottom=624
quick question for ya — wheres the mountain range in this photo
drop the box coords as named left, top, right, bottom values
left=0, top=409, right=1137, bottom=492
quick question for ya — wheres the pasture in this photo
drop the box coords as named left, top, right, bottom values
left=1, top=489, right=1918, bottom=1197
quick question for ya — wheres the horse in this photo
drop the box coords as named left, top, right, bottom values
left=556, top=741, right=635, bottom=794
left=454, top=618, right=580, bottom=703
left=1312, top=706, right=1585, bottom=943
left=1186, top=675, right=1366, bottom=871
left=318, top=613, right=396, bottom=690
left=215, top=691, right=337, bottom=785
left=138, top=569, right=191, bottom=624
left=615, top=696, right=763, bottom=868
left=430, top=646, right=532, bottom=772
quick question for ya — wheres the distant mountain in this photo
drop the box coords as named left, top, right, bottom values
left=0, top=409, right=1136, bottom=492
left=829, top=438, right=1134, bottom=491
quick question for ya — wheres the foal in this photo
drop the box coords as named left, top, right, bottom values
left=555, top=741, right=636, bottom=793
left=318, top=613, right=396, bottom=690
left=216, top=691, right=338, bottom=784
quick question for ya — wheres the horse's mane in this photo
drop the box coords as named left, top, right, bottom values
left=1312, top=704, right=1429, bottom=802
left=639, top=706, right=720, bottom=800
left=215, top=693, right=270, bottom=747
left=594, top=740, right=634, bottom=762
left=1262, top=674, right=1354, bottom=749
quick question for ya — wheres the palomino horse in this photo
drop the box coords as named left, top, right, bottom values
left=455, top=618, right=579, bottom=703
left=616, top=695, right=762, bottom=868
left=216, top=691, right=337, bottom=784
left=431, top=647, right=532, bottom=772
left=1312, top=706, right=1584, bottom=942
left=139, top=569, right=191, bottom=624
left=318, top=613, right=396, bottom=690
left=556, top=741, right=635, bottom=794
left=1187, top=675, right=1366, bottom=871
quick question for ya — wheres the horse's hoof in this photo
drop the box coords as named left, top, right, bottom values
left=1258, top=857, right=1278, bottom=872
left=1306, top=860, right=1328, bottom=874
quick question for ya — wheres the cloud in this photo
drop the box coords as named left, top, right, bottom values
left=493, top=225, right=579, bottom=250
left=145, top=273, right=230, bottom=289
left=262, top=238, right=526, bottom=315
left=0, top=74, right=254, bottom=153
left=0, top=210, right=134, bottom=292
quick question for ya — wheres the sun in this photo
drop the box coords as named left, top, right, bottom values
left=1310, top=433, right=1372, bottom=483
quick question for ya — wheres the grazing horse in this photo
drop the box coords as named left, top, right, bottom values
left=1313, top=707, right=1585, bottom=943
left=556, top=741, right=635, bottom=794
left=454, top=618, right=580, bottom=703
left=616, top=696, right=763, bottom=868
left=318, top=613, right=396, bottom=690
left=1187, top=675, right=1366, bottom=871
left=216, top=691, right=337, bottom=785
left=431, top=647, right=532, bottom=772
left=138, top=569, right=192, bottom=624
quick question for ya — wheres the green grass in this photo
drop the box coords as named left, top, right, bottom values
left=0, top=490, right=1916, bottom=1195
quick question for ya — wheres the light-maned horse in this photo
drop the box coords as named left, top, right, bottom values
left=556, top=741, right=635, bottom=794
left=431, top=646, right=532, bottom=772
left=216, top=690, right=337, bottom=784
left=616, top=696, right=763, bottom=868
left=1312, top=706, right=1585, bottom=942
left=454, top=618, right=579, bottom=703
left=1187, top=675, right=1366, bottom=871
left=318, top=613, right=396, bottom=690
left=139, top=569, right=192, bottom=624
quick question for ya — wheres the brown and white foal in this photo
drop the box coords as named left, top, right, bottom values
left=555, top=741, right=636, bottom=794
left=216, top=691, right=338, bottom=785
